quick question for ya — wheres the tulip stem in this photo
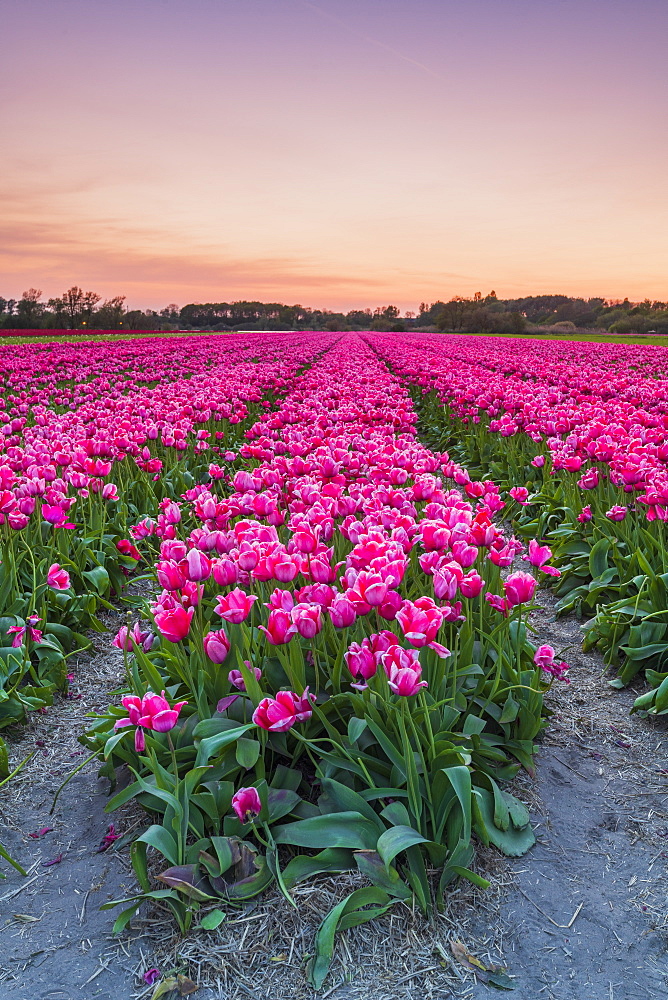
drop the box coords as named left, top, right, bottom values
left=49, top=750, right=100, bottom=815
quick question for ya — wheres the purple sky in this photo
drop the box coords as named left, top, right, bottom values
left=2, top=0, right=667, bottom=310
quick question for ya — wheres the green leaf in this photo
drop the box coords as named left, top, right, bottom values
left=589, top=538, right=610, bottom=579
left=440, top=766, right=473, bottom=844
left=111, top=901, right=141, bottom=934
left=347, top=717, right=367, bottom=744
left=157, top=865, right=215, bottom=901
left=474, top=788, right=535, bottom=857
left=282, top=848, right=354, bottom=890
left=0, top=841, right=27, bottom=876
left=0, top=736, right=8, bottom=781
left=83, top=565, right=110, bottom=595
left=462, top=714, right=486, bottom=735
left=319, top=778, right=386, bottom=831
left=354, top=851, right=413, bottom=899
left=266, top=787, right=301, bottom=824
left=273, top=812, right=379, bottom=850
left=376, top=826, right=429, bottom=870
left=488, top=971, right=516, bottom=990
left=308, top=887, right=394, bottom=989
left=200, top=908, right=227, bottom=930
left=235, top=737, right=261, bottom=770
left=137, top=825, right=179, bottom=866
left=195, top=724, right=254, bottom=766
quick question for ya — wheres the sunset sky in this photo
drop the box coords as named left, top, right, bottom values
left=2, top=0, right=667, bottom=312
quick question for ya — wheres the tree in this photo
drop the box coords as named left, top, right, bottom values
left=92, top=296, right=126, bottom=329
left=435, top=296, right=475, bottom=331
left=49, top=286, right=101, bottom=328
left=15, top=288, right=44, bottom=327
left=160, top=303, right=180, bottom=322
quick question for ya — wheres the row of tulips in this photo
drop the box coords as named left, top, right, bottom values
left=0, top=331, right=331, bottom=731
left=376, top=332, right=668, bottom=714
left=67, top=334, right=570, bottom=985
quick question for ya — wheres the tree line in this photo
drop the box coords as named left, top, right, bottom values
left=1, top=287, right=667, bottom=335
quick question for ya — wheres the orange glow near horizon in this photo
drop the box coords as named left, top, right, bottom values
left=2, top=0, right=667, bottom=312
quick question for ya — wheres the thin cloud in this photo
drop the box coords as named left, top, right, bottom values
left=299, top=0, right=443, bottom=81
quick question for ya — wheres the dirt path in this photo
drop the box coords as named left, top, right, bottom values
left=0, top=608, right=150, bottom=1000
left=468, top=600, right=668, bottom=1000
left=1, top=595, right=667, bottom=1000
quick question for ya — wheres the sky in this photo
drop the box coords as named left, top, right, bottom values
left=1, top=0, right=667, bottom=312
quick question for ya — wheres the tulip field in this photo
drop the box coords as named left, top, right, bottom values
left=2, top=329, right=667, bottom=987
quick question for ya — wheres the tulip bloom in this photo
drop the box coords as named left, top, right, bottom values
left=259, top=609, right=297, bottom=645
left=153, top=604, right=194, bottom=642
left=328, top=593, right=357, bottom=628
left=203, top=629, right=231, bottom=663
left=347, top=570, right=389, bottom=610
left=503, top=572, right=537, bottom=607
left=523, top=539, right=552, bottom=568
left=382, top=646, right=428, bottom=696
left=534, top=645, right=570, bottom=682
left=232, top=787, right=262, bottom=823
left=184, top=548, right=212, bottom=581
left=112, top=622, right=154, bottom=652
left=252, top=688, right=314, bottom=731
left=114, top=690, right=188, bottom=751
left=291, top=602, right=323, bottom=639
left=8, top=617, right=43, bottom=647
left=606, top=505, right=628, bottom=522
left=228, top=663, right=262, bottom=691
left=47, top=563, right=70, bottom=590
left=156, top=559, right=188, bottom=591
left=344, top=640, right=377, bottom=687
left=215, top=588, right=258, bottom=624
left=117, top=539, right=142, bottom=561
left=396, top=597, right=444, bottom=648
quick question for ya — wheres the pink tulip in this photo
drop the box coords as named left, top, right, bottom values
left=112, top=622, right=154, bottom=652
left=503, top=572, right=537, bottom=607
left=211, top=557, right=238, bottom=586
left=47, top=563, right=70, bottom=590
left=156, top=560, right=187, bottom=590
left=184, top=548, right=212, bottom=581
left=381, top=646, right=428, bottom=696
left=344, top=640, right=377, bottom=686
left=214, top=588, right=257, bottom=624
left=290, top=602, right=323, bottom=639
left=523, top=539, right=552, bottom=567
left=459, top=570, right=485, bottom=598
left=259, top=609, right=297, bottom=645
left=114, top=691, right=187, bottom=747
left=396, top=597, right=443, bottom=648
left=117, top=539, right=142, bottom=561
left=232, top=787, right=262, bottom=823
left=328, top=593, right=357, bottom=628
left=347, top=570, right=389, bottom=610
left=203, top=629, right=231, bottom=663
left=252, top=689, right=314, bottom=732
left=228, top=662, right=262, bottom=691
left=153, top=604, right=194, bottom=642
left=8, top=618, right=43, bottom=647
left=533, top=645, right=570, bottom=682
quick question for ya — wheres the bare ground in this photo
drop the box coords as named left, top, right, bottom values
left=1, top=591, right=667, bottom=1000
